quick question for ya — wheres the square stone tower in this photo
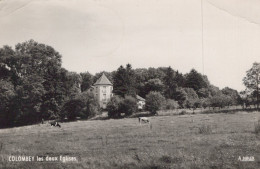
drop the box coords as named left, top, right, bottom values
left=93, top=73, right=113, bottom=109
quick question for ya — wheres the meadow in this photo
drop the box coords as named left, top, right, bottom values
left=0, top=111, right=259, bottom=169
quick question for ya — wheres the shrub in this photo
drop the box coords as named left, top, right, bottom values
left=61, top=99, right=83, bottom=120
left=61, top=91, right=99, bottom=120
left=165, top=99, right=179, bottom=110
left=209, top=94, right=231, bottom=109
left=76, top=91, right=99, bottom=118
left=107, top=96, right=122, bottom=118
left=107, top=95, right=137, bottom=118
left=179, top=110, right=187, bottom=115
left=145, top=91, right=166, bottom=115
left=198, top=124, right=212, bottom=134
left=119, top=95, right=137, bottom=116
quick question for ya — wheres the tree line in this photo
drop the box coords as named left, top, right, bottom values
left=0, top=40, right=258, bottom=128
left=106, top=64, right=243, bottom=117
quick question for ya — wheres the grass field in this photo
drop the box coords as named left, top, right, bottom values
left=0, top=111, right=259, bottom=169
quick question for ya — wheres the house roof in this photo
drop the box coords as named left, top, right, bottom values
left=136, top=95, right=145, bottom=101
left=94, top=73, right=112, bottom=86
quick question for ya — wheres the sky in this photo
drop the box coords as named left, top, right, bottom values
left=0, top=0, right=260, bottom=91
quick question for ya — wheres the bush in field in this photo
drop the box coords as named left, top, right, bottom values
left=145, top=91, right=166, bottom=115
left=179, top=110, right=187, bottom=115
left=107, top=96, right=122, bottom=118
left=184, top=98, right=202, bottom=112
left=209, top=94, right=231, bottom=109
left=119, top=95, right=137, bottom=116
left=165, top=99, right=179, bottom=110
left=184, top=98, right=202, bottom=114
left=61, top=91, right=99, bottom=120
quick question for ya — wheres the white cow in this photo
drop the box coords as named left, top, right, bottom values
left=138, top=117, right=150, bottom=124
left=138, top=117, right=152, bottom=129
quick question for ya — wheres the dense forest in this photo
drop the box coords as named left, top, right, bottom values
left=0, top=40, right=258, bottom=128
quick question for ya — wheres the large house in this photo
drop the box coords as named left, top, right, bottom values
left=89, top=73, right=113, bottom=109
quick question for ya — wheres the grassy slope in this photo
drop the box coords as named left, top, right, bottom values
left=0, top=111, right=259, bottom=169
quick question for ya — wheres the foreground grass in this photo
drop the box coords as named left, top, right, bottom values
left=0, top=111, right=259, bottom=169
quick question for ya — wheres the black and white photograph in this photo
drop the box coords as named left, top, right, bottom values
left=0, top=0, right=259, bottom=168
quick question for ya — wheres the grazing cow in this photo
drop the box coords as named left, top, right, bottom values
left=139, top=117, right=152, bottom=129
left=138, top=117, right=150, bottom=124
left=50, top=121, right=61, bottom=128
left=56, top=123, right=61, bottom=128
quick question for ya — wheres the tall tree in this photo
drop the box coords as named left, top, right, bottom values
left=175, top=71, right=185, bottom=88
left=173, top=87, right=187, bottom=107
left=80, top=72, right=93, bottom=92
left=113, top=64, right=136, bottom=97
left=144, top=78, right=164, bottom=95
left=185, top=69, right=208, bottom=92
left=183, top=88, right=199, bottom=109
left=148, top=67, right=166, bottom=80
left=145, top=91, right=166, bottom=115
left=221, top=87, right=240, bottom=105
left=65, top=71, right=82, bottom=99
left=243, top=62, right=260, bottom=109
left=0, top=40, right=68, bottom=123
left=208, top=85, right=222, bottom=97
left=163, top=66, right=177, bottom=99
left=15, top=75, right=46, bottom=124
left=0, top=80, right=16, bottom=127
left=0, top=45, right=21, bottom=87
left=134, top=68, right=149, bottom=97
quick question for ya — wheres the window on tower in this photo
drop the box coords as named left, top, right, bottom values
left=102, top=86, right=106, bottom=93
left=103, top=94, right=106, bottom=101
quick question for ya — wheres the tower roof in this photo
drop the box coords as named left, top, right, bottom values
left=136, top=95, right=145, bottom=101
left=94, top=73, right=112, bottom=86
